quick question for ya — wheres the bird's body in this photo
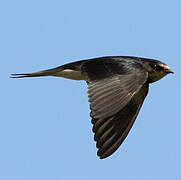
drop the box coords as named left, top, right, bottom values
left=11, top=56, right=173, bottom=159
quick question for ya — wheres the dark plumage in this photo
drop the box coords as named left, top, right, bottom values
left=11, top=56, right=173, bottom=159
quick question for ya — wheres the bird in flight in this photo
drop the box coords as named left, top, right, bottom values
left=11, top=56, right=173, bottom=159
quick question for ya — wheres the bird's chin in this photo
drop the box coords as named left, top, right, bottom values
left=149, top=72, right=168, bottom=83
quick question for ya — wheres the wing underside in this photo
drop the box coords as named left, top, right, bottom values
left=84, top=59, right=149, bottom=158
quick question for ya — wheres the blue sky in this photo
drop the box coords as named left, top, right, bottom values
left=1, top=0, right=181, bottom=179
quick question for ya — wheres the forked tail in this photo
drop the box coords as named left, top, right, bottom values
left=10, top=68, right=61, bottom=78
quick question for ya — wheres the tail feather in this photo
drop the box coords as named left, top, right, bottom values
left=10, top=68, right=61, bottom=78
left=10, top=61, right=86, bottom=80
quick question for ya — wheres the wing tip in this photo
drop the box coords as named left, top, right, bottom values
left=97, top=149, right=112, bottom=159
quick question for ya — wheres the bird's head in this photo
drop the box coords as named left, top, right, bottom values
left=141, top=59, right=173, bottom=83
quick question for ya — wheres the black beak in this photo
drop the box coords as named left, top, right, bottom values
left=165, top=69, right=174, bottom=74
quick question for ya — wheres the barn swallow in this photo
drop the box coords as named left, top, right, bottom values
left=11, top=56, right=173, bottom=159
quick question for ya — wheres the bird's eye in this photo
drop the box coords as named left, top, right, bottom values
left=151, top=64, right=164, bottom=71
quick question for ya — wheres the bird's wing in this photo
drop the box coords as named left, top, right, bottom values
left=82, top=59, right=149, bottom=158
